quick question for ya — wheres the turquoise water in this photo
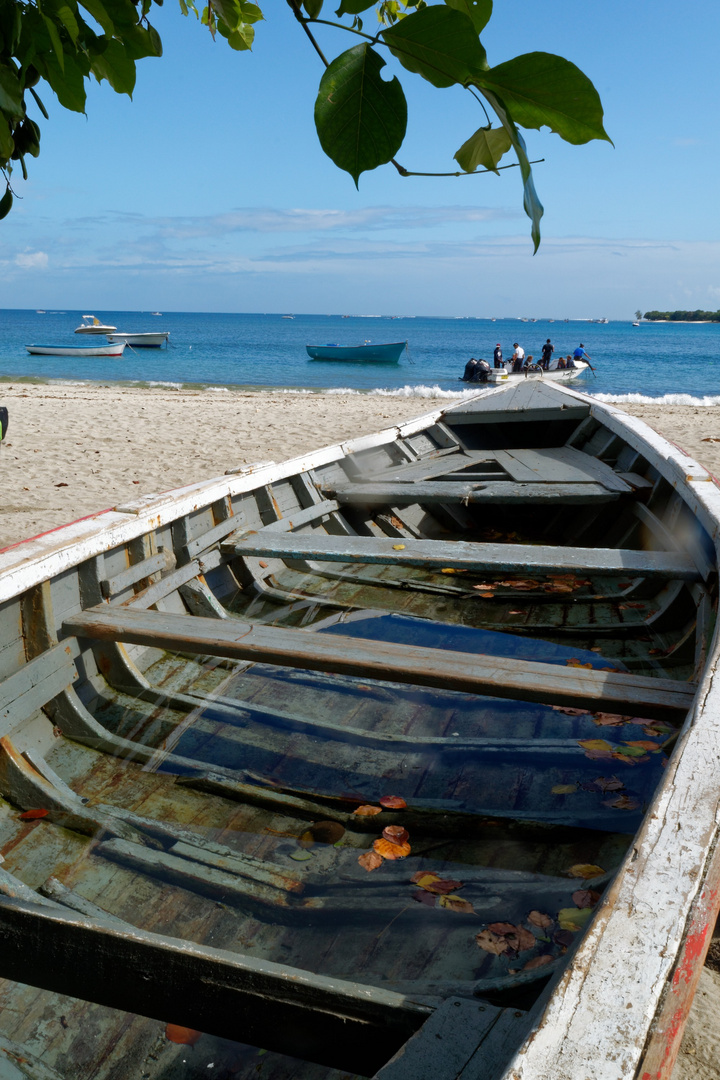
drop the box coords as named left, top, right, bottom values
left=1, top=308, right=719, bottom=402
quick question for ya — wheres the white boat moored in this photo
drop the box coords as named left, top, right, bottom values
left=75, top=315, right=118, bottom=334
left=106, top=332, right=169, bottom=348
left=26, top=342, right=126, bottom=357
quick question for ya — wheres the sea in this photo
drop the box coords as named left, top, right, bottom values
left=1, top=308, right=719, bottom=405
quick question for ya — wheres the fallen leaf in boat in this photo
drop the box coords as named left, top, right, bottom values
left=594, top=776, right=624, bottom=792
left=567, top=863, right=605, bottom=879
left=392, top=544, right=406, bottom=550
left=514, top=925, right=538, bottom=951
left=592, top=712, right=628, bottom=727
left=613, top=744, right=648, bottom=758
left=289, top=850, right=313, bottom=862
left=578, top=739, right=613, bottom=754
left=551, top=706, right=588, bottom=716
left=379, top=795, right=407, bottom=809
left=543, top=583, right=574, bottom=593
left=554, top=930, right=575, bottom=948
left=527, top=910, right=554, bottom=929
left=373, top=838, right=411, bottom=859
left=165, top=1024, right=203, bottom=1046
left=641, top=720, right=673, bottom=734
left=600, top=666, right=621, bottom=672
left=441, top=568, right=457, bottom=574
left=610, top=751, right=645, bottom=765
left=19, top=809, right=49, bottom=820
left=353, top=805, right=383, bottom=816
left=506, top=580, right=540, bottom=591
left=572, top=889, right=601, bottom=908
left=473, top=584, right=496, bottom=592
left=509, top=610, right=528, bottom=615
left=258, top=560, right=269, bottom=568
left=523, top=954, right=554, bottom=971
left=475, top=930, right=509, bottom=955
left=299, top=820, right=346, bottom=847
left=558, top=907, right=594, bottom=931
left=390, top=517, right=404, bottom=528
left=412, top=889, right=437, bottom=907
left=551, top=784, right=577, bottom=795
left=603, top=795, right=641, bottom=810
left=358, top=850, right=383, bottom=872
left=382, top=825, right=409, bottom=845
left=566, top=659, right=593, bottom=669
left=625, top=740, right=660, bottom=751
left=410, top=872, right=465, bottom=894
left=488, top=921, right=517, bottom=935
left=438, top=894, right=475, bottom=914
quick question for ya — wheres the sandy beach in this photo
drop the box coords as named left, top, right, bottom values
left=1, top=381, right=720, bottom=1076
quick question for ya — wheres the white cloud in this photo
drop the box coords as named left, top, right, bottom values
left=15, top=250, right=49, bottom=269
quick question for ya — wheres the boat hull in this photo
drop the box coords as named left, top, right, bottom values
left=106, top=332, right=169, bottom=347
left=306, top=341, right=407, bottom=362
left=25, top=342, right=126, bottom=357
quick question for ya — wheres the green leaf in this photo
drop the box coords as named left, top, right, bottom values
left=303, top=0, right=323, bottom=16
left=0, top=63, right=24, bottom=118
left=91, top=38, right=136, bottom=93
left=34, top=49, right=87, bottom=111
left=454, top=123, right=511, bottom=172
left=212, top=0, right=263, bottom=28
left=0, top=184, right=13, bottom=219
left=315, top=43, right=407, bottom=185
left=216, top=19, right=254, bottom=50
left=477, top=85, right=543, bottom=250
left=51, top=2, right=81, bottom=45
left=477, top=52, right=611, bottom=145
left=335, top=0, right=376, bottom=13
left=41, top=13, right=66, bottom=72
left=444, top=0, right=491, bottom=34
left=382, top=5, right=487, bottom=89
left=78, top=0, right=116, bottom=37
left=0, top=112, right=14, bottom=160
left=116, top=21, right=163, bottom=59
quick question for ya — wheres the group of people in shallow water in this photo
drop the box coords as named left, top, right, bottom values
left=461, top=340, right=593, bottom=382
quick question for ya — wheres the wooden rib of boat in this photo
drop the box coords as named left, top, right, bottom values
left=0, top=379, right=718, bottom=1080
left=306, top=341, right=407, bottom=362
left=25, top=341, right=127, bottom=357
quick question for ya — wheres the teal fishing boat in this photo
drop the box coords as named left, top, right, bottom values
left=306, top=340, right=407, bottom=362
left=0, top=380, right=718, bottom=1080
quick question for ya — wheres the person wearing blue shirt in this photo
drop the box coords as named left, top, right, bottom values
left=573, top=344, right=592, bottom=363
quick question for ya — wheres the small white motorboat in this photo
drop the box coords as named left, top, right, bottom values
left=26, top=342, right=126, bottom=357
left=106, top=332, right=169, bottom=348
left=75, top=315, right=117, bottom=334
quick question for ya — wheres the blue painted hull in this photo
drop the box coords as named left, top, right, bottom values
left=306, top=341, right=407, bottom=362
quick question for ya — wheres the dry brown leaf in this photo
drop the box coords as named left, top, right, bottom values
left=353, top=804, right=383, bottom=817
left=382, top=825, right=410, bottom=846
left=567, top=863, right=605, bottom=879
left=572, top=889, right=601, bottom=908
left=523, top=954, right=554, bottom=971
left=527, top=910, right=554, bottom=928
left=358, top=850, right=383, bottom=872
left=373, top=838, right=411, bottom=860
left=379, top=795, right=407, bottom=809
left=475, top=930, right=509, bottom=955
left=438, top=894, right=474, bottom=914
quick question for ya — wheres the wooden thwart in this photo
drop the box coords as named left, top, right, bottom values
left=222, top=533, right=699, bottom=580
left=321, top=481, right=622, bottom=506
left=64, top=606, right=697, bottom=720
left=0, top=896, right=430, bottom=1074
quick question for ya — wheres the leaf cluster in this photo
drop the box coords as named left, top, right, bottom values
left=1, top=0, right=610, bottom=248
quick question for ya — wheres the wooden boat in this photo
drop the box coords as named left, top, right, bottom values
left=306, top=341, right=407, bottom=362
left=0, top=379, right=718, bottom=1080
left=25, top=341, right=127, bottom=357
left=106, top=331, right=170, bottom=348
left=75, top=315, right=118, bottom=334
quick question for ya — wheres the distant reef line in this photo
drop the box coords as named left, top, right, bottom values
left=644, top=310, right=720, bottom=322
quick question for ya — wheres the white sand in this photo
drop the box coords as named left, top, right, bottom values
left=1, top=381, right=720, bottom=1074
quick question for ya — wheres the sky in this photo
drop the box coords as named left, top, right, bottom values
left=1, top=0, right=719, bottom=318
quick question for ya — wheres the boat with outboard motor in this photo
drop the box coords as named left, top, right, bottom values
left=75, top=315, right=118, bottom=334
left=0, top=379, right=717, bottom=1080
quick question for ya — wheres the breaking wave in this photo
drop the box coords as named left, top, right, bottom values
left=592, top=392, right=720, bottom=406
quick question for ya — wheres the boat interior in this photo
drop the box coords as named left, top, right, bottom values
left=0, top=381, right=716, bottom=1079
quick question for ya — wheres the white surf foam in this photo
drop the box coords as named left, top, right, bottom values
left=592, top=392, right=720, bottom=407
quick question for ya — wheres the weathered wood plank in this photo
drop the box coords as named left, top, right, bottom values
left=493, top=447, right=631, bottom=492
left=63, top=607, right=697, bottom=719
left=322, top=481, right=622, bottom=506
left=0, top=896, right=431, bottom=1074
left=100, top=549, right=172, bottom=599
left=0, top=641, right=78, bottom=731
left=222, top=533, right=699, bottom=579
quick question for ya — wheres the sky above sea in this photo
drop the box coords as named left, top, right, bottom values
left=1, top=1, right=719, bottom=318
left=2, top=310, right=719, bottom=403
